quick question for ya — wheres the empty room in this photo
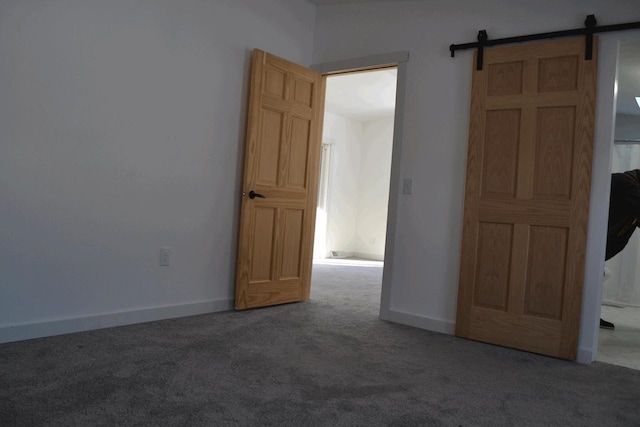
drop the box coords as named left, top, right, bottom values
left=2, top=0, right=640, bottom=425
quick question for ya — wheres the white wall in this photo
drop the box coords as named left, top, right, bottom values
left=319, top=112, right=393, bottom=260
left=313, top=0, right=640, bottom=361
left=604, top=142, right=640, bottom=306
left=615, top=114, right=640, bottom=140
left=355, top=118, right=394, bottom=260
left=605, top=114, right=640, bottom=306
left=321, top=112, right=363, bottom=256
left=0, top=0, right=315, bottom=342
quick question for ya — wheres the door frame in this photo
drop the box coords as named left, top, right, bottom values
left=306, top=39, right=638, bottom=362
left=586, top=33, right=640, bottom=363
left=311, top=51, right=409, bottom=320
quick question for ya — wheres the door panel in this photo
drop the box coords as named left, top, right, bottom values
left=257, top=109, right=284, bottom=186
left=537, top=55, right=579, bottom=92
left=456, top=38, right=597, bottom=360
left=474, top=222, right=513, bottom=311
left=293, top=78, right=314, bottom=107
left=482, top=110, right=520, bottom=197
left=280, top=208, right=304, bottom=279
left=235, top=49, right=325, bottom=310
left=533, top=107, right=576, bottom=198
left=524, top=225, right=568, bottom=319
left=287, top=117, right=310, bottom=188
left=250, top=207, right=277, bottom=283
left=487, top=61, right=524, bottom=96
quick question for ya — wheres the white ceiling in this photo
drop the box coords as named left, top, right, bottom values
left=310, top=1, right=640, bottom=117
left=324, top=68, right=397, bottom=121
left=617, top=40, right=640, bottom=116
left=321, top=43, right=640, bottom=120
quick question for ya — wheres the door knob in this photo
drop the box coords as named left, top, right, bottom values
left=249, top=190, right=266, bottom=199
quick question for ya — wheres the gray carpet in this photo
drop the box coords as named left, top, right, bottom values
left=1, top=262, right=639, bottom=426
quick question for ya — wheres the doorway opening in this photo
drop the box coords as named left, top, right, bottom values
left=311, top=67, right=398, bottom=308
left=597, top=38, right=640, bottom=370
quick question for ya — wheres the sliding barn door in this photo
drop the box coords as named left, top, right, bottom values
left=456, top=38, right=598, bottom=360
left=235, top=50, right=325, bottom=310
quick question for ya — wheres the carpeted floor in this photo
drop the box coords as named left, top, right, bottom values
left=1, top=263, right=639, bottom=426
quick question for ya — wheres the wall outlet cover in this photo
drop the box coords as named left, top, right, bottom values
left=159, top=247, right=171, bottom=266
left=403, top=178, right=413, bottom=195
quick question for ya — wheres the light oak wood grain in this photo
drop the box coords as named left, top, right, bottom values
left=235, top=50, right=324, bottom=310
left=456, top=38, right=598, bottom=360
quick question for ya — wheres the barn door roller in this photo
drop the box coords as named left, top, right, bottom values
left=450, top=15, right=640, bottom=71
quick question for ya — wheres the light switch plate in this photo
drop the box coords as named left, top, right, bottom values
left=159, top=247, right=171, bottom=267
left=403, top=178, right=413, bottom=195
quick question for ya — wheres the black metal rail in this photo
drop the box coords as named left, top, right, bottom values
left=450, top=15, right=640, bottom=70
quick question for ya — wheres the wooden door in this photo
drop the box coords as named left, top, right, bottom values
left=235, top=50, right=325, bottom=310
left=456, top=38, right=597, bottom=360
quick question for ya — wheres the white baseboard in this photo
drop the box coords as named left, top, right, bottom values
left=602, top=299, right=640, bottom=309
left=381, top=309, right=456, bottom=335
left=352, top=252, right=385, bottom=261
left=577, top=347, right=595, bottom=364
left=379, top=307, right=599, bottom=365
left=383, top=310, right=595, bottom=364
left=0, top=298, right=234, bottom=344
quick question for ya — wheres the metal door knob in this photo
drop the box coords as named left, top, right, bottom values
left=249, top=190, right=266, bottom=199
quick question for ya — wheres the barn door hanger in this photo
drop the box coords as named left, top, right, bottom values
left=450, top=14, right=640, bottom=71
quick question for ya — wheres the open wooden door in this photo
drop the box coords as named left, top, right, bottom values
left=235, top=50, right=325, bottom=310
left=456, top=38, right=598, bottom=360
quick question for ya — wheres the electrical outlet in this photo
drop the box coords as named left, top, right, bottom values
left=403, top=178, right=413, bottom=195
left=159, top=247, right=171, bottom=267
